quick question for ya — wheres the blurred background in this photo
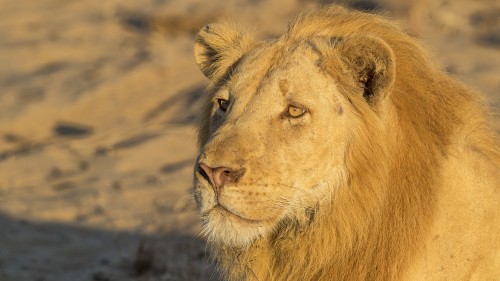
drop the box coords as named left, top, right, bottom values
left=0, top=0, right=498, bottom=280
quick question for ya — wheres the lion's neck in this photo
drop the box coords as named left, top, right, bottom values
left=215, top=191, right=432, bottom=281
left=213, top=198, right=415, bottom=281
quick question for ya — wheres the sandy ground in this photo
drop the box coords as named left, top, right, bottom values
left=0, top=0, right=498, bottom=280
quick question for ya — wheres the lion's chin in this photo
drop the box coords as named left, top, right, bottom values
left=202, top=206, right=273, bottom=247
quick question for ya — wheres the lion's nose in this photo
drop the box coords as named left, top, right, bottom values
left=198, top=163, right=245, bottom=191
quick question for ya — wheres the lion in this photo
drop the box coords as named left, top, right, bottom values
left=192, top=5, right=499, bottom=281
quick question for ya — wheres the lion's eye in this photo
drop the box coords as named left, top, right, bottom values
left=217, top=99, right=230, bottom=112
left=288, top=106, right=306, bottom=118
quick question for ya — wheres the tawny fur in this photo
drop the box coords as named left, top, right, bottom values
left=193, top=5, right=499, bottom=281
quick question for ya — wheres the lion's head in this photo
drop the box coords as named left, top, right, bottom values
left=192, top=6, right=500, bottom=281
left=192, top=14, right=395, bottom=247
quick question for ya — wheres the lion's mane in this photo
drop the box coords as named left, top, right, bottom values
left=194, top=5, right=499, bottom=281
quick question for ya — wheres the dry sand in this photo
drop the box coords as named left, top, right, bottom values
left=0, top=0, right=498, bottom=280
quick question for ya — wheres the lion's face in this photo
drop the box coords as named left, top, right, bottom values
left=194, top=43, right=349, bottom=246
left=193, top=21, right=395, bottom=247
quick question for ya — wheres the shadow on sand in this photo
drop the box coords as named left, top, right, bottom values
left=0, top=212, right=220, bottom=281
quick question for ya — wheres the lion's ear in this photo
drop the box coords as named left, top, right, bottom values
left=334, top=36, right=395, bottom=106
left=194, top=22, right=255, bottom=81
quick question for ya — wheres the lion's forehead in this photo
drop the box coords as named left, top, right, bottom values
left=234, top=41, right=319, bottom=75
left=228, top=44, right=331, bottom=103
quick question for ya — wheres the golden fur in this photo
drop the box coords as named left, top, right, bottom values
left=192, top=6, right=500, bottom=281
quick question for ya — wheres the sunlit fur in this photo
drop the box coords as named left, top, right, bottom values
left=193, top=5, right=499, bottom=281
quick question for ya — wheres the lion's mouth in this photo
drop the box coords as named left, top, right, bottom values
left=205, top=204, right=266, bottom=225
left=195, top=168, right=283, bottom=226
